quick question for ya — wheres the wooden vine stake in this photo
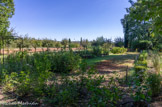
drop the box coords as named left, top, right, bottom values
left=125, top=65, right=128, bottom=83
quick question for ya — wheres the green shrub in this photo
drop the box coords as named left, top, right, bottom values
left=2, top=70, right=52, bottom=98
left=75, top=50, right=95, bottom=59
left=92, top=46, right=102, bottom=56
left=136, top=60, right=147, bottom=67
left=131, top=78, right=152, bottom=105
left=51, top=51, right=81, bottom=73
left=147, top=73, right=161, bottom=97
left=111, top=47, right=127, bottom=54
left=102, top=48, right=109, bottom=55
left=134, top=52, right=148, bottom=81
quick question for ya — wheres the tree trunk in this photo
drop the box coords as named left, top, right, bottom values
left=35, top=47, right=36, bottom=52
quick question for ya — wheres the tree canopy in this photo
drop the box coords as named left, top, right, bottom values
left=121, top=0, right=162, bottom=51
left=0, top=0, right=15, bottom=34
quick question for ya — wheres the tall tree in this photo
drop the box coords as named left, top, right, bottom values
left=68, top=38, right=71, bottom=50
left=61, top=38, right=68, bottom=50
left=121, top=0, right=156, bottom=50
left=0, top=0, right=15, bottom=54
left=122, top=0, right=162, bottom=50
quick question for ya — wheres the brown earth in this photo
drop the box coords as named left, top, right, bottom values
left=0, top=48, right=80, bottom=55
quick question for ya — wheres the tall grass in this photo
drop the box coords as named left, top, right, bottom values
left=151, top=52, right=161, bottom=74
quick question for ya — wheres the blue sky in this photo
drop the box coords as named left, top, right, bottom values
left=10, top=0, right=131, bottom=41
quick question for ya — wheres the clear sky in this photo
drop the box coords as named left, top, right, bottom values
left=10, top=0, right=131, bottom=41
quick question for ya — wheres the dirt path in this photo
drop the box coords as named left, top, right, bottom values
left=95, top=54, right=135, bottom=80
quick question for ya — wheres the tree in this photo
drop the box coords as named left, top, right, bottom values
left=31, top=38, right=41, bottom=52
left=121, top=0, right=162, bottom=51
left=42, top=38, right=53, bottom=51
left=61, top=38, right=68, bottom=50
left=114, top=37, right=124, bottom=47
left=68, top=38, right=71, bottom=50
left=80, top=37, right=83, bottom=47
left=16, top=38, right=23, bottom=51
left=0, top=0, right=15, bottom=33
left=82, top=39, right=89, bottom=50
left=92, top=36, right=106, bottom=46
left=55, top=42, right=62, bottom=50
left=121, top=0, right=155, bottom=50
left=23, top=35, right=31, bottom=49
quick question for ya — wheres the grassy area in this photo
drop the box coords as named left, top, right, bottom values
left=85, top=52, right=138, bottom=66
left=85, top=55, right=116, bottom=66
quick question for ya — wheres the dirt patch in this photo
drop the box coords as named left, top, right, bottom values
left=95, top=57, right=134, bottom=80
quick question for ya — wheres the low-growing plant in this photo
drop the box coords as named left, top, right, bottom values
left=131, top=78, right=152, bottom=106
left=43, top=61, right=121, bottom=106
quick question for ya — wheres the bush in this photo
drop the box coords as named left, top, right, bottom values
left=138, top=51, right=148, bottom=61
left=111, top=47, right=127, bottom=54
left=2, top=70, right=52, bottom=98
left=92, top=46, right=102, bottom=56
left=102, top=48, right=109, bottom=55
left=75, top=50, right=95, bottom=59
left=147, top=73, right=161, bottom=97
left=0, top=51, right=81, bottom=74
left=134, top=51, right=148, bottom=82
left=51, top=51, right=81, bottom=73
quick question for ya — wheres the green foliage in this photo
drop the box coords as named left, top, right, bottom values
left=0, top=53, right=121, bottom=106
left=2, top=70, right=52, bottom=98
left=134, top=51, right=148, bottom=82
left=92, top=46, right=102, bottom=57
left=75, top=50, right=95, bottom=59
left=111, top=47, right=127, bottom=54
left=147, top=73, right=161, bottom=97
left=102, top=43, right=111, bottom=55
left=69, top=42, right=80, bottom=48
left=31, top=38, right=41, bottom=51
left=92, top=36, right=106, bottom=46
left=129, top=51, right=158, bottom=106
left=0, top=51, right=81, bottom=75
left=114, top=37, right=124, bottom=47
left=61, top=38, right=68, bottom=49
left=42, top=39, right=54, bottom=50
left=55, top=42, right=62, bottom=50
left=0, top=0, right=15, bottom=33
left=121, top=0, right=162, bottom=51
left=82, top=39, right=89, bottom=50
left=51, top=51, right=81, bottom=73
left=131, top=78, right=152, bottom=105
left=138, top=40, right=153, bottom=51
